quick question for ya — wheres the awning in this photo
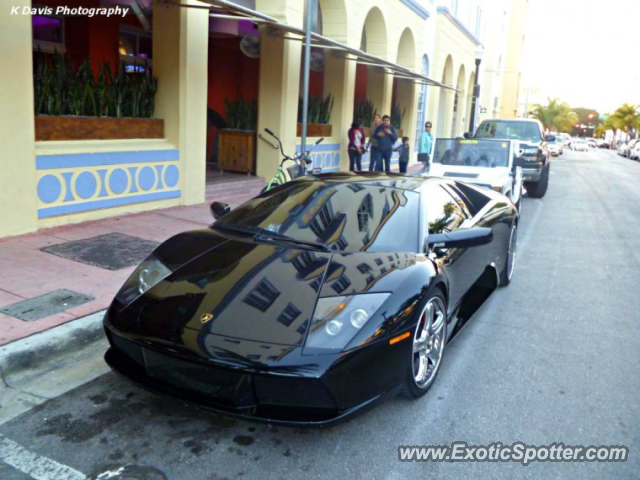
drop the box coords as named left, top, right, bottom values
left=171, top=0, right=457, bottom=91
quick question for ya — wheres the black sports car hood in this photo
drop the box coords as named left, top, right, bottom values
left=126, top=229, right=333, bottom=346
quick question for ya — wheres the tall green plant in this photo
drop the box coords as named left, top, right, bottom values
left=33, top=51, right=158, bottom=118
left=353, top=99, right=377, bottom=127
left=297, top=93, right=334, bottom=124
left=224, top=97, right=257, bottom=130
left=391, top=102, right=406, bottom=129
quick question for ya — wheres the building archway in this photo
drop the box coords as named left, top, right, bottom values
left=436, top=55, right=454, bottom=138
left=392, top=28, right=417, bottom=137
left=354, top=7, right=388, bottom=127
left=451, top=64, right=466, bottom=136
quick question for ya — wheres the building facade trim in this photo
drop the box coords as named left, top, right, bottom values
left=399, top=0, right=430, bottom=20
left=436, top=6, right=482, bottom=47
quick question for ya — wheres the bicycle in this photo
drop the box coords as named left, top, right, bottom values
left=261, top=128, right=324, bottom=192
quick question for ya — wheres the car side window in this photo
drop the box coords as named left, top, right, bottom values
left=426, top=185, right=466, bottom=234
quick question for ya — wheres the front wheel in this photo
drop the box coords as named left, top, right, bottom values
left=525, top=162, right=549, bottom=198
left=500, top=223, right=518, bottom=286
left=404, top=293, right=447, bottom=398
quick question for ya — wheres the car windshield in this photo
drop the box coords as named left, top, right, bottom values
left=432, top=138, right=510, bottom=168
left=214, top=180, right=420, bottom=253
left=476, top=120, right=542, bottom=142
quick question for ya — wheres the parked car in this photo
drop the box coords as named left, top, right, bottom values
left=587, top=139, right=597, bottom=148
left=617, top=143, right=628, bottom=156
left=624, top=139, right=640, bottom=157
left=547, top=137, right=564, bottom=156
left=474, top=118, right=553, bottom=198
left=571, top=139, right=589, bottom=152
left=556, top=133, right=571, bottom=147
left=423, top=138, right=523, bottom=210
left=103, top=173, right=519, bottom=425
left=630, top=142, right=640, bottom=160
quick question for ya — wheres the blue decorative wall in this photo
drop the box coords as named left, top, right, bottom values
left=35, top=149, right=181, bottom=219
left=295, top=143, right=341, bottom=172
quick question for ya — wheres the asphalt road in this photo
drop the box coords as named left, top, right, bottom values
left=1, top=147, right=639, bottom=480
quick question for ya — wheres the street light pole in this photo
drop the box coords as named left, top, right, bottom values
left=468, top=47, right=483, bottom=134
left=300, top=0, right=315, bottom=159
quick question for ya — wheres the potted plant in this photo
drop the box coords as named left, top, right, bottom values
left=217, top=96, right=258, bottom=174
left=353, top=99, right=377, bottom=137
left=391, top=102, right=406, bottom=137
left=297, top=93, right=334, bottom=137
left=34, top=54, right=163, bottom=141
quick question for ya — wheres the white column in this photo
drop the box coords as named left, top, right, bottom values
left=153, top=0, right=208, bottom=206
left=0, top=1, right=37, bottom=237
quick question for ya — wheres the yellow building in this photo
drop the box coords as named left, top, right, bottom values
left=0, top=0, right=527, bottom=240
left=0, top=0, right=455, bottom=239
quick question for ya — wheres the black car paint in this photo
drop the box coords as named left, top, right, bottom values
left=104, top=173, right=517, bottom=425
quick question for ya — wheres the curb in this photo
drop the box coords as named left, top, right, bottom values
left=0, top=309, right=107, bottom=387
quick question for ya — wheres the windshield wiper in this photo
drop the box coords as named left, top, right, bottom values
left=214, top=223, right=331, bottom=252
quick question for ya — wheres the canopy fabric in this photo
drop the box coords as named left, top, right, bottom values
left=173, top=0, right=457, bottom=91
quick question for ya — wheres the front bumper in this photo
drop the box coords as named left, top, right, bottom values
left=103, top=323, right=406, bottom=426
left=521, top=161, right=544, bottom=182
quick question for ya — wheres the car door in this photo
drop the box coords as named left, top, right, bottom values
left=424, top=182, right=479, bottom=309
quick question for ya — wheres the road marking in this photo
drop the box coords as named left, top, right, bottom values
left=0, top=434, right=86, bottom=480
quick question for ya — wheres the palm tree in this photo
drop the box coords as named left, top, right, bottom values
left=608, top=103, right=640, bottom=135
left=531, top=98, right=578, bottom=133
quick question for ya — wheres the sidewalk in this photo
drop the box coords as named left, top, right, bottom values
left=0, top=164, right=425, bottom=348
left=0, top=173, right=266, bottom=347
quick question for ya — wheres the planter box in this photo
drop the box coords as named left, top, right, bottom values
left=35, top=116, right=164, bottom=141
left=297, top=123, right=332, bottom=137
left=218, top=130, right=256, bottom=174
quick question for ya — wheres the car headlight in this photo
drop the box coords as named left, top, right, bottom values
left=115, top=254, right=172, bottom=307
left=305, top=293, right=391, bottom=352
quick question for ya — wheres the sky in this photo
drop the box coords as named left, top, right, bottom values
left=521, top=0, right=640, bottom=114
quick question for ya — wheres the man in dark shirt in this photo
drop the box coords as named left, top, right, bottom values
left=372, top=115, right=398, bottom=172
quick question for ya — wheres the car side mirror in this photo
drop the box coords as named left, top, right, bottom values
left=210, top=201, right=230, bottom=220
left=463, top=132, right=472, bottom=139
left=428, top=227, right=493, bottom=249
left=545, top=134, right=556, bottom=142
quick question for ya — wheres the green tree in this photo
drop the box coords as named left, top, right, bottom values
left=531, top=98, right=578, bottom=133
left=608, top=103, right=640, bottom=134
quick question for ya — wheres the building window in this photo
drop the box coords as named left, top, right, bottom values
left=277, top=303, right=301, bottom=327
left=119, top=26, right=153, bottom=72
left=310, top=278, right=322, bottom=292
left=380, top=267, right=387, bottom=274
left=309, top=203, right=333, bottom=238
left=415, top=55, right=429, bottom=150
left=332, top=275, right=351, bottom=294
left=357, top=194, right=374, bottom=232
left=357, top=263, right=372, bottom=274
left=347, top=183, right=365, bottom=193
left=296, top=319, right=309, bottom=335
left=243, top=278, right=280, bottom=312
left=333, top=235, right=348, bottom=250
left=374, top=258, right=383, bottom=266
left=366, top=274, right=375, bottom=284
left=32, top=12, right=65, bottom=53
left=292, top=251, right=316, bottom=273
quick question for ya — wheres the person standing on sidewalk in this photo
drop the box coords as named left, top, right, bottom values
left=373, top=115, right=398, bottom=173
left=418, top=121, right=434, bottom=170
left=366, top=114, right=382, bottom=171
left=347, top=121, right=365, bottom=171
left=394, top=136, right=410, bottom=173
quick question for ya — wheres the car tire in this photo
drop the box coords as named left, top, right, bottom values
left=525, top=162, right=549, bottom=198
left=500, top=223, right=518, bottom=286
left=403, top=291, right=447, bottom=399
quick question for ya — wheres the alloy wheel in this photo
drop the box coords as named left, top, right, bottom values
left=412, top=297, right=446, bottom=389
